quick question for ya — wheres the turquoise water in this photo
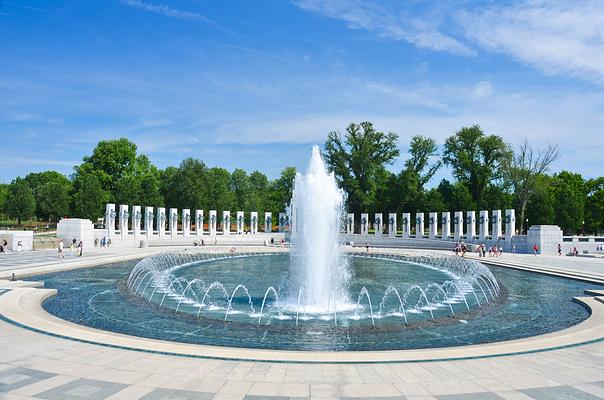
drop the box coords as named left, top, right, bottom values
left=36, top=254, right=602, bottom=351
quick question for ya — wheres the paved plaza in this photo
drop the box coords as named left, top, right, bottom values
left=1, top=247, right=604, bottom=399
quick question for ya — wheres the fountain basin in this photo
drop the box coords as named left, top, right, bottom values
left=33, top=248, right=602, bottom=352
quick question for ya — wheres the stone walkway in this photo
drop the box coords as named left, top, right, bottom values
left=0, top=248, right=603, bottom=399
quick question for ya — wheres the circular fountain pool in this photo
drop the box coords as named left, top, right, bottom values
left=37, top=249, right=601, bottom=351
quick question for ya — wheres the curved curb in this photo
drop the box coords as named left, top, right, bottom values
left=1, top=287, right=603, bottom=363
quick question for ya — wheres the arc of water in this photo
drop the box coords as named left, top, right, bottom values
left=406, top=285, right=435, bottom=321
left=473, top=279, right=489, bottom=303
left=450, top=282, right=470, bottom=311
left=379, top=286, right=407, bottom=324
left=258, top=287, right=279, bottom=324
left=176, top=279, right=205, bottom=313
left=356, top=287, right=375, bottom=328
left=134, top=270, right=154, bottom=294
left=295, top=287, right=304, bottom=326
left=225, top=284, right=255, bottom=322
left=477, top=276, right=496, bottom=301
left=197, top=281, right=230, bottom=317
left=430, top=283, right=455, bottom=316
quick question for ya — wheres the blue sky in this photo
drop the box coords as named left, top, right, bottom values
left=1, top=0, right=603, bottom=184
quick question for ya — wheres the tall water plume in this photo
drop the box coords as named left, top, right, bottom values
left=289, top=145, right=350, bottom=312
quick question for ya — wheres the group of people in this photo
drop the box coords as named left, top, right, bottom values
left=57, top=238, right=83, bottom=258
left=193, top=239, right=205, bottom=246
left=0, top=239, right=23, bottom=253
left=477, top=243, right=503, bottom=257
left=93, top=237, right=112, bottom=247
left=453, top=242, right=468, bottom=257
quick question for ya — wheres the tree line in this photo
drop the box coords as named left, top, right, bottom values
left=0, top=123, right=602, bottom=235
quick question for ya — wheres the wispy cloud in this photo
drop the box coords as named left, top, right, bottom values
left=458, top=0, right=604, bottom=83
left=294, top=0, right=475, bottom=56
left=217, top=43, right=302, bottom=66
left=120, top=0, right=223, bottom=29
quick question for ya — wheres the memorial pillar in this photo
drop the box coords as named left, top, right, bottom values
left=429, top=212, right=438, bottom=239
left=183, top=209, right=191, bottom=237
left=479, top=210, right=489, bottom=240
left=374, top=213, right=382, bottom=236
left=195, top=210, right=204, bottom=237
left=346, top=213, right=354, bottom=234
left=505, top=209, right=516, bottom=240
left=119, top=204, right=129, bottom=239
left=132, top=205, right=142, bottom=237
left=105, top=204, right=116, bottom=238
left=278, top=212, right=286, bottom=233
left=169, top=208, right=178, bottom=238
left=145, top=207, right=154, bottom=239
left=236, top=211, right=244, bottom=234
left=251, top=212, right=258, bottom=234
left=388, top=213, right=397, bottom=237
left=360, top=213, right=369, bottom=236
left=402, top=213, right=411, bottom=238
left=415, top=212, right=425, bottom=238
left=442, top=212, right=451, bottom=240
left=492, top=209, right=502, bottom=239
left=264, top=212, right=272, bottom=234
left=157, top=207, right=166, bottom=238
left=223, top=211, right=231, bottom=235
left=466, top=211, right=476, bottom=239
left=209, top=210, right=217, bottom=236
left=454, top=211, right=464, bottom=240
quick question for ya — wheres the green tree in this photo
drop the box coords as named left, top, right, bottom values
left=443, top=125, right=511, bottom=208
left=524, top=174, right=555, bottom=229
left=268, top=167, right=297, bottom=213
left=5, top=177, right=36, bottom=225
left=0, top=183, right=8, bottom=218
left=551, top=171, right=586, bottom=234
left=72, top=173, right=109, bottom=221
left=230, top=169, right=250, bottom=211
left=24, top=171, right=72, bottom=220
left=436, top=179, right=476, bottom=212
left=38, top=182, right=71, bottom=222
left=247, top=171, right=270, bottom=212
left=161, top=158, right=209, bottom=210
left=206, top=167, right=234, bottom=218
left=585, top=177, right=604, bottom=235
left=323, top=122, right=399, bottom=214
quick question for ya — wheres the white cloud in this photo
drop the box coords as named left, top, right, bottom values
left=294, top=0, right=475, bottom=56
left=120, top=0, right=223, bottom=29
left=458, top=0, right=604, bottom=83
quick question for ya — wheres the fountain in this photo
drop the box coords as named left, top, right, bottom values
left=124, top=146, right=502, bottom=338
left=289, top=145, right=350, bottom=312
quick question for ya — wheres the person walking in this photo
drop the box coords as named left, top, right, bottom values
left=557, top=243, right=562, bottom=256
left=533, top=244, right=539, bottom=255
left=58, top=240, right=64, bottom=258
left=77, top=240, right=83, bottom=257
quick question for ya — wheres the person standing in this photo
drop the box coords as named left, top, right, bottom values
left=533, top=244, right=538, bottom=255
left=557, top=243, right=562, bottom=256
left=77, top=240, right=83, bottom=257
left=58, top=240, right=64, bottom=258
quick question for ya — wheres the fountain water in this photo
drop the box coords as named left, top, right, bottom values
left=289, top=145, right=350, bottom=312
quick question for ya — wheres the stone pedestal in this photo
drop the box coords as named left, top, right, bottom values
left=251, top=212, right=258, bottom=234
left=415, top=213, right=425, bottom=238
left=209, top=210, right=217, bottom=236
left=454, top=211, right=464, bottom=240
left=119, top=205, right=129, bottom=239
left=105, top=204, right=116, bottom=238
left=442, top=212, right=450, bottom=239
left=479, top=210, right=489, bottom=240
left=264, top=212, right=272, bottom=234
left=157, top=207, right=166, bottom=238
left=527, top=225, right=563, bottom=255
left=492, top=209, right=502, bottom=239
left=237, top=211, right=244, bottom=234
left=466, top=211, right=476, bottom=239
left=169, top=208, right=178, bottom=238
left=0, top=230, right=34, bottom=251
left=195, top=210, right=204, bottom=237
left=57, top=218, right=94, bottom=248
left=429, top=212, right=438, bottom=239
left=145, top=207, right=154, bottom=238
left=402, top=213, right=411, bottom=238
left=346, top=213, right=354, bottom=234
left=388, top=213, right=397, bottom=237
left=132, top=206, right=142, bottom=237
left=360, top=213, right=369, bottom=236
left=223, top=211, right=231, bottom=235
left=374, top=213, right=382, bottom=236
left=505, top=209, right=516, bottom=239
left=183, top=209, right=191, bottom=237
